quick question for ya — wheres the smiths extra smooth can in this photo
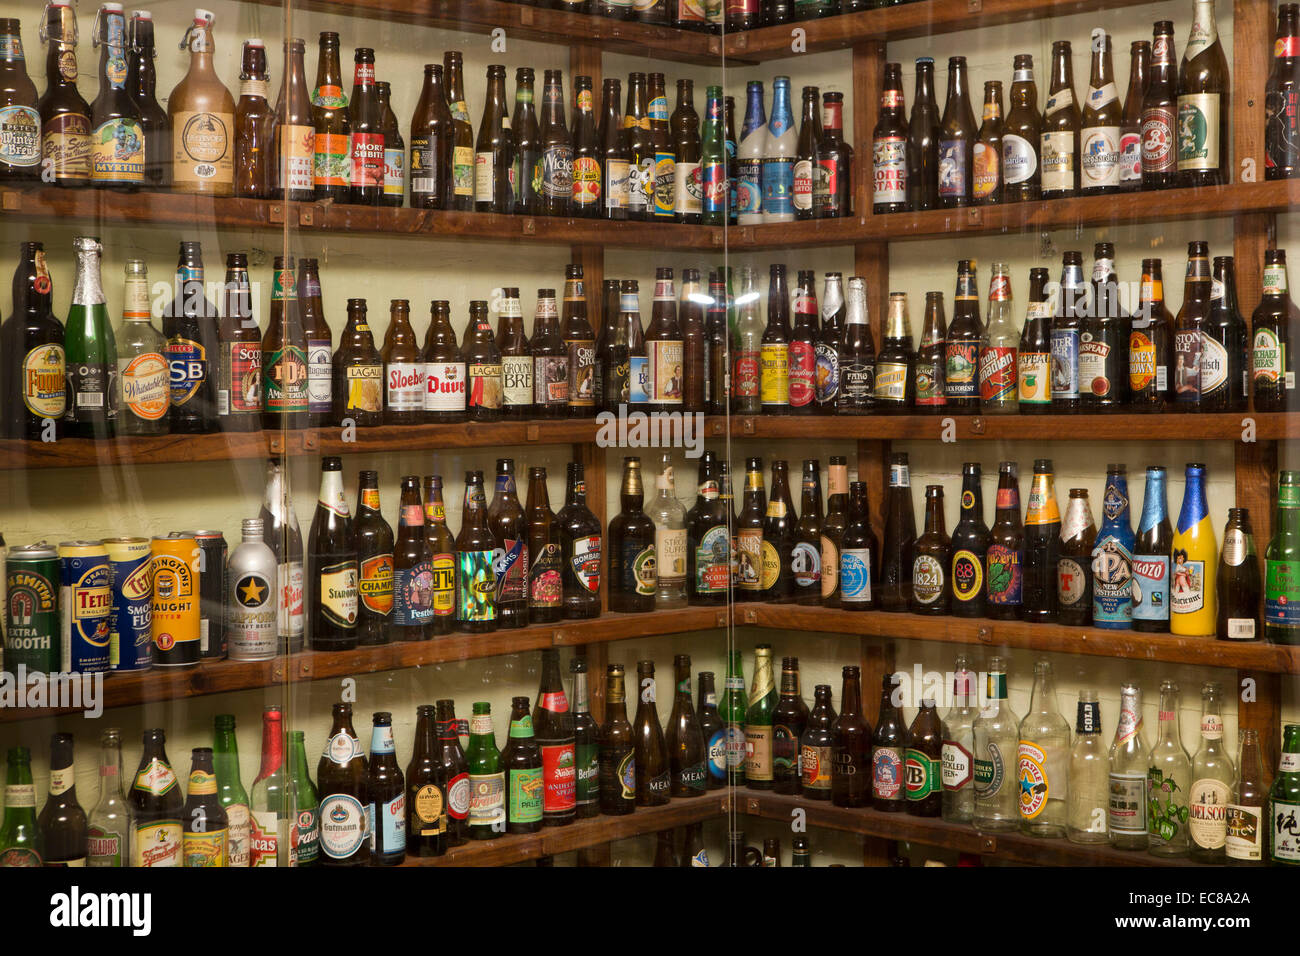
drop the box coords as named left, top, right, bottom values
left=150, top=535, right=200, bottom=668
left=103, top=537, right=153, bottom=672
left=5, top=543, right=60, bottom=672
left=58, top=541, right=112, bottom=674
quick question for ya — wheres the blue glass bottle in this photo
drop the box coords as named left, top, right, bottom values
left=1092, top=463, right=1135, bottom=628
left=1132, top=466, right=1172, bottom=633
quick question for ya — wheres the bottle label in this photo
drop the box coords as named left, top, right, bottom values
left=792, top=157, right=813, bottom=211
left=653, top=148, right=675, bottom=217
left=534, top=354, right=568, bottom=407
left=978, top=346, right=1017, bottom=403
left=1002, top=133, right=1037, bottom=185
left=340, top=363, right=382, bottom=413
left=1012, top=350, right=1049, bottom=406
left=1091, top=532, right=1133, bottom=624
left=318, top=793, right=366, bottom=859
left=43, top=111, right=92, bottom=181
left=694, top=526, right=731, bottom=594
left=839, top=548, right=871, bottom=603
left=841, top=357, right=874, bottom=401
left=301, top=337, right=330, bottom=413
left=1015, top=741, right=1052, bottom=819
left=812, top=342, right=840, bottom=405
left=474, top=151, right=495, bottom=202
left=985, top=545, right=1023, bottom=607
left=1185, top=777, right=1230, bottom=849
left=382, top=147, right=404, bottom=198
left=1131, top=554, right=1170, bottom=623
left=499, top=354, right=532, bottom=409
left=1253, top=328, right=1285, bottom=384
left=468, top=773, right=505, bottom=829
left=0, top=105, right=40, bottom=167
left=736, top=157, right=762, bottom=215
left=249, top=810, right=281, bottom=867
left=952, top=549, right=983, bottom=603
left=604, top=157, right=630, bottom=210
left=914, top=357, right=944, bottom=406
left=944, top=342, right=978, bottom=397
left=389, top=559, right=433, bottom=626
left=508, top=767, right=544, bottom=824
left=1080, top=123, right=1120, bottom=188
left=911, top=554, right=945, bottom=605
left=21, top=343, right=66, bottom=419
left=133, top=821, right=182, bottom=867
left=1120, top=127, right=1142, bottom=183
left=165, top=336, right=209, bottom=409
left=972, top=141, right=999, bottom=199
left=386, top=361, right=425, bottom=412
left=937, top=139, right=967, bottom=199
left=872, top=134, right=907, bottom=204
left=569, top=534, right=601, bottom=594
left=760, top=342, right=788, bottom=406
left=941, top=740, right=973, bottom=791
left=801, top=744, right=832, bottom=791
left=216, top=342, right=259, bottom=417
left=1140, top=106, right=1177, bottom=173
left=1040, top=129, right=1075, bottom=192
left=279, top=124, right=314, bottom=192
left=86, top=824, right=123, bottom=867
left=357, top=553, right=394, bottom=617
left=744, top=726, right=773, bottom=781
left=1176, top=93, right=1219, bottom=172
left=872, top=747, right=903, bottom=800
left=572, top=154, right=601, bottom=208
left=172, top=110, right=234, bottom=188
left=1107, top=771, right=1148, bottom=833
left=1077, top=334, right=1114, bottom=398
left=313, top=131, right=349, bottom=188
left=91, top=118, right=144, bottom=183
left=626, top=354, right=649, bottom=404
left=904, top=750, right=939, bottom=801
left=1266, top=558, right=1300, bottom=629
left=262, top=345, right=308, bottom=413
left=973, top=741, right=1006, bottom=798
left=873, top=360, right=908, bottom=402
left=1050, top=328, right=1079, bottom=398
left=349, top=132, right=384, bottom=190
left=229, top=567, right=276, bottom=657
left=1225, top=804, right=1263, bottom=861
left=1169, top=555, right=1206, bottom=617
left=276, top=561, right=304, bottom=640
left=649, top=340, right=684, bottom=404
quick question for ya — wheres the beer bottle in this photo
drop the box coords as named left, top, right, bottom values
left=695, top=672, right=726, bottom=791
left=405, top=705, right=446, bottom=856
left=89, top=4, right=143, bottom=190
left=228, top=518, right=276, bottom=663
left=840, top=480, right=878, bottom=611
left=434, top=702, right=469, bottom=845
left=214, top=254, right=257, bottom=433
left=637, top=0, right=669, bottom=26
left=680, top=268, right=708, bottom=413
left=1017, top=660, right=1070, bottom=838
left=1003, top=54, right=1041, bottom=202
left=1203, top=256, right=1249, bottom=412
left=375, top=81, right=403, bottom=206
left=725, top=92, right=740, bottom=221
left=64, top=236, right=117, bottom=439
left=309, top=32, right=349, bottom=201
left=259, top=458, right=305, bottom=653
left=169, top=10, right=235, bottom=196
left=684, top=824, right=709, bottom=867
left=1057, top=488, right=1097, bottom=625
left=87, top=729, right=129, bottom=866
left=498, top=697, right=542, bottom=834
left=974, top=660, right=1021, bottom=831
left=298, top=259, right=331, bottom=427
left=1171, top=462, right=1217, bottom=636
left=1216, top=508, right=1260, bottom=641
left=759, top=264, right=791, bottom=414
left=597, top=278, right=626, bottom=410
left=271, top=38, right=313, bottom=201
left=791, top=84, right=820, bottom=221
left=1267, top=4, right=1300, bottom=179
left=475, top=64, right=511, bottom=212
left=622, top=280, right=649, bottom=408
left=773, top=657, right=809, bottom=795
left=904, top=700, right=943, bottom=818
left=423, top=475, right=457, bottom=635
left=496, top=288, right=532, bottom=420
left=1251, top=249, right=1298, bottom=412
left=317, top=703, right=368, bottom=866
left=532, top=650, right=576, bottom=827
left=647, top=72, right=675, bottom=221
left=875, top=292, right=915, bottom=411
left=784, top=270, right=817, bottom=415
left=651, top=457, right=688, bottom=609
left=232, top=39, right=270, bottom=198
left=1186, top=682, right=1234, bottom=862
left=914, top=290, right=947, bottom=412
left=763, top=460, right=796, bottom=602
left=181, top=748, right=227, bottom=867
left=560, top=266, right=597, bottom=417
left=1177, top=0, right=1229, bottom=188
left=1050, top=251, right=1085, bottom=410
left=558, top=461, right=602, bottom=619
left=646, top=268, right=684, bottom=413
left=409, top=64, right=452, bottom=209
left=820, top=455, right=849, bottom=607
left=1040, top=40, right=1080, bottom=199
left=285, top=731, right=318, bottom=866
left=1128, top=257, right=1172, bottom=410
left=1079, top=31, right=1121, bottom=194
left=0, top=18, right=40, bottom=183
left=454, top=470, right=496, bottom=633
left=686, top=452, right=728, bottom=605
left=246, top=709, right=288, bottom=866
left=633, top=660, right=670, bottom=805
left=1171, top=242, right=1211, bottom=409
left=509, top=67, right=540, bottom=215
left=625, top=73, right=656, bottom=221
left=524, top=467, right=562, bottom=624
left=353, top=470, right=393, bottom=646
left=488, top=459, right=529, bottom=628
left=1269, top=724, right=1300, bottom=864
left=1266, top=471, right=1300, bottom=644
left=366, top=713, right=405, bottom=866
left=599, top=78, right=631, bottom=220
left=831, top=666, right=871, bottom=809
left=944, top=260, right=981, bottom=411
left=130, top=729, right=182, bottom=867
left=1131, top=466, right=1173, bottom=634
left=465, top=301, right=505, bottom=421
left=871, top=674, right=906, bottom=812
left=531, top=289, right=566, bottom=419
left=872, top=63, right=908, bottom=213
left=879, top=453, right=916, bottom=611
left=389, top=475, right=433, bottom=639
left=704, top=272, right=730, bottom=415
left=736, top=80, right=766, bottom=225
left=972, top=80, right=1003, bottom=205
left=1083, top=243, right=1130, bottom=410
left=908, top=57, right=940, bottom=211
left=609, top=457, right=656, bottom=613
left=570, top=661, right=600, bottom=818
left=382, top=299, right=424, bottom=425
left=735, top=459, right=766, bottom=602
left=837, top=276, right=876, bottom=413
left=1148, top=680, right=1192, bottom=857
left=1226, top=728, right=1268, bottom=864
left=344, top=48, right=382, bottom=205
left=1016, top=268, right=1052, bottom=412
left=572, top=75, right=601, bottom=217
left=986, top=461, right=1025, bottom=619
left=1106, top=682, right=1149, bottom=849
left=421, top=299, right=467, bottom=418
left=731, top=266, right=762, bottom=414
left=941, top=660, right=978, bottom=823
left=699, top=85, right=726, bottom=225
left=744, top=645, right=777, bottom=790
left=1091, top=463, right=1135, bottom=629
left=1119, top=40, right=1149, bottom=191
left=800, top=684, right=837, bottom=801
left=213, top=717, right=250, bottom=867
left=1143, top=21, right=1179, bottom=188
left=259, top=255, right=308, bottom=431
left=912, top=485, right=951, bottom=614
left=598, top=666, right=636, bottom=815
left=38, top=2, right=91, bottom=188
left=665, top=654, right=706, bottom=797
left=791, top=459, right=823, bottom=605
left=1022, top=460, right=1061, bottom=622
left=671, top=79, right=701, bottom=223
left=2, top=242, right=65, bottom=440
left=124, top=11, right=167, bottom=189
left=937, top=56, right=975, bottom=208
left=439, top=52, right=473, bottom=211
left=466, top=702, right=505, bottom=839
left=951, top=462, right=990, bottom=617
left=979, top=263, right=1018, bottom=413
left=307, top=456, right=358, bottom=651
left=331, top=298, right=383, bottom=427
left=721, top=650, right=747, bottom=787
left=37, top=733, right=86, bottom=865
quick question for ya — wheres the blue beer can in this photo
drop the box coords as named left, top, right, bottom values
left=58, top=540, right=112, bottom=674
left=103, top=537, right=153, bottom=672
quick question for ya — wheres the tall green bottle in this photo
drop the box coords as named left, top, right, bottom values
left=287, top=730, right=319, bottom=866
left=64, top=236, right=118, bottom=438
left=1266, top=472, right=1300, bottom=645
left=465, top=701, right=504, bottom=840
left=720, top=648, right=747, bottom=787
left=213, top=715, right=250, bottom=867
left=700, top=85, right=726, bottom=226
left=744, top=644, right=777, bottom=789
left=0, top=747, right=42, bottom=866
left=1270, top=723, right=1300, bottom=866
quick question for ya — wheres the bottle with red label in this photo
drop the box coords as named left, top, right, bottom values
left=788, top=270, right=819, bottom=414
left=382, top=299, right=424, bottom=426
left=1141, top=21, right=1178, bottom=190
left=979, top=262, right=1018, bottom=413
left=435, top=699, right=470, bottom=846
left=1082, top=243, right=1131, bottom=412
left=310, top=31, right=349, bottom=203
left=1266, top=3, right=1300, bottom=180
left=1120, top=40, right=1149, bottom=192
left=558, top=461, right=602, bottom=619
left=422, top=475, right=457, bottom=636
left=525, top=466, right=563, bottom=624
left=214, top=254, right=258, bottom=433
left=419, top=300, right=464, bottom=423
left=353, top=469, right=393, bottom=646
left=793, top=85, right=820, bottom=221
left=816, top=93, right=852, bottom=219
left=533, top=649, right=577, bottom=826
left=348, top=47, right=382, bottom=205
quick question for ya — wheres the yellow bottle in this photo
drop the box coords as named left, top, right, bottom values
left=1170, top=463, right=1217, bottom=636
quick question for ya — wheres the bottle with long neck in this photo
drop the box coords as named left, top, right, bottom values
left=1080, top=31, right=1121, bottom=194
left=466, top=702, right=505, bottom=838
left=572, top=75, right=602, bottom=219
left=679, top=267, right=708, bottom=413
left=1177, top=0, right=1229, bottom=188
left=833, top=665, right=870, bottom=809
left=260, top=256, right=307, bottom=430
left=800, top=684, right=837, bottom=800
left=836, top=276, right=875, bottom=414
left=116, top=259, right=168, bottom=435
left=1171, top=462, right=1217, bottom=636
left=65, top=236, right=117, bottom=439
left=316, top=704, right=368, bottom=867
left=944, top=259, right=981, bottom=411
left=272, top=38, right=313, bottom=201
left=391, top=475, right=433, bottom=639
left=665, top=654, right=706, bottom=797
left=367, top=712, right=405, bottom=865
left=1003, top=53, right=1040, bottom=202
left=1066, top=690, right=1108, bottom=844
left=972, top=657, right=1020, bottom=831
left=38, top=1, right=91, bottom=188
left=216, top=253, right=259, bottom=433
left=950, top=462, right=989, bottom=617
left=436, top=701, right=468, bottom=846
left=941, top=658, right=977, bottom=823
left=310, top=31, right=349, bottom=203
left=0, top=746, right=41, bottom=864
left=1188, top=681, right=1234, bottom=862
left=0, top=19, right=36, bottom=182
left=907, top=57, right=939, bottom=211
left=558, top=462, right=602, bottom=619
left=213, top=715, right=250, bottom=867
left=538, top=69, right=572, bottom=218
left=609, top=456, right=655, bottom=613
left=736, top=81, right=766, bottom=225
left=307, top=456, right=358, bottom=651
left=298, top=258, right=331, bottom=428
left=791, top=458, right=824, bottom=606
left=911, top=485, right=951, bottom=614
left=1173, top=241, right=1213, bottom=410
left=1270, top=723, right=1300, bottom=865
left=475, top=64, right=511, bottom=213
left=530, top=289, right=565, bottom=419
left=744, top=645, right=777, bottom=790
left=1148, top=680, right=1191, bottom=857
left=598, top=666, right=635, bottom=815
left=937, top=56, right=976, bottom=208
left=720, top=650, right=747, bottom=788
left=443, top=51, right=474, bottom=211
left=409, top=63, right=452, bottom=210
left=731, top=266, right=762, bottom=415
left=873, top=63, right=908, bottom=214
left=1107, top=682, right=1150, bottom=850
left=347, top=47, right=382, bottom=206
left=873, top=292, right=914, bottom=413
left=422, top=475, right=456, bottom=635
left=762, top=76, right=796, bottom=223
left=124, top=11, right=167, bottom=189
left=979, top=263, right=1017, bottom=413
left=879, top=453, right=916, bottom=611
left=651, top=456, right=688, bottom=608
left=284, top=731, right=317, bottom=866
left=404, top=705, right=445, bottom=857
left=1120, top=40, right=1149, bottom=191
left=168, top=9, right=235, bottom=195
left=1132, top=466, right=1172, bottom=634
left=90, top=3, right=143, bottom=190
left=1226, top=728, right=1267, bottom=865
left=84, top=728, right=128, bottom=866
left=1091, top=463, right=1135, bottom=629
left=1016, top=268, right=1052, bottom=413
left=773, top=656, right=809, bottom=795
left=985, top=460, right=1024, bottom=618
left=353, top=470, right=393, bottom=646
left=1130, top=257, right=1173, bottom=411
left=510, top=67, right=540, bottom=216
left=2, top=241, right=65, bottom=440
left=39, top=733, right=86, bottom=865
left=456, top=470, right=498, bottom=632
left=1040, top=40, right=1079, bottom=199
left=972, top=80, right=1003, bottom=205
left=233, top=38, right=271, bottom=198
left=1021, top=458, right=1061, bottom=622
left=488, top=458, right=529, bottom=627
left=1142, top=20, right=1179, bottom=189
left=1266, top=470, right=1300, bottom=645
left=259, top=457, right=304, bottom=653
left=569, top=660, right=600, bottom=819
left=633, top=660, right=670, bottom=806
left=1204, top=255, right=1249, bottom=413
left=1017, top=660, right=1070, bottom=838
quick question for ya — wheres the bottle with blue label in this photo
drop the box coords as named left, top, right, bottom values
left=367, top=712, right=405, bottom=865
left=1132, top=466, right=1173, bottom=632
left=1091, top=463, right=1135, bottom=628
left=736, top=81, right=766, bottom=225
left=762, top=76, right=796, bottom=223
left=1171, top=462, right=1218, bottom=636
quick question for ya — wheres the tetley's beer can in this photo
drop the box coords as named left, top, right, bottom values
left=103, top=537, right=153, bottom=672
left=5, top=543, right=60, bottom=672
left=58, top=541, right=112, bottom=674
left=150, top=535, right=200, bottom=668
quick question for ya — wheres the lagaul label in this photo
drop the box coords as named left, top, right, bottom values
left=341, top=363, right=382, bottom=413
left=1016, top=741, right=1049, bottom=819
left=22, top=343, right=66, bottom=418
left=468, top=362, right=503, bottom=410
left=173, top=110, right=234, bottom=187
left=318, top=793, right=366, bottom=859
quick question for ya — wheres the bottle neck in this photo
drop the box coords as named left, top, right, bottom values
left=258, top=718, right=284, bottom=779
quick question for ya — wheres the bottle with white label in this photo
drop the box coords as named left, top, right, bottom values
left=940, top=657, right=977, bottom=824
left=0, top=745, right=42, bottom=866
left=1040, top=40, right=1080, bottom=199
left=1066, top=690, right=1108, bottom=844
left=650, top=455, right=688, bottom=608
left=1079, top=30, right=1121, bottom=194
left=39, top=732, right=87, bottom=865
left=382, top=298, right=424, bottom=425
left=496, top=288, right=533, bottom=420
left=115, top=258, right=168, bottom=435
left=258, top=457, right=304, bottom=654
left=367, top=712, right=406, bottom=865
left=1188, top=681, right=1234, bottom=862
left=1177, top=0, right=1229, bottom=188
left=1225, top=728, right=1266, bottom=865
left=1107, top=682, right=1149, bottom=850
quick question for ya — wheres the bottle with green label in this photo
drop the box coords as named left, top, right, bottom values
left=502, top=696, right=543, bottom=834
left=0, top=746, right=42, bottom=866
left=904, top=699, right=943, bottom=816
left=1267, top=471, right=1300, bottom=644
left=721, top=648, right=747, bottom=787
left=87, top=728, right=130, bottom=866
left=1147, top=679, right=1191, bottom=857
left=466, top=701, right=505, bottom=837
left=1269, top=723, right=1300, bottom=866
left=213, top=715, right=250, bottom=867
left=744, top=644, right=777, bottom=789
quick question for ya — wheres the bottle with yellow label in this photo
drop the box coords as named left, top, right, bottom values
left=760, top=263, right=791, bottom=413
left=1171, top=462, right=1218, bottom=636
left=167, top=9, right=235, bottom=195
left=182, top=747, right=227, bottom=866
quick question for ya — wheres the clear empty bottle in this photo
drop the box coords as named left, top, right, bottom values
left=1147, top=679, right=1191, bottom=857
left=972, top=656, right=1020, bottom=832
left=1017, top=659, right=1070, bottom=838
left=1066, top=689, right=1109, bottom=844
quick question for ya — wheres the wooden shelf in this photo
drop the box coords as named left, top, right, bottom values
left=404, top=793, right=728, bottom=867
left=740, top=791, right=1199, bottom=866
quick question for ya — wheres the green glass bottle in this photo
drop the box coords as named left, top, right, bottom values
left=0, top=747, right=42, bottom=866
left=744, top=644, right=777, bottom=790
left=213, top=715, right=250, bottom=867
left=700, top=85, right=725, bottom=226
left=465, top=701, right=504, bottom=840
left=1269, top=723, right=1300, bottom=866
left=64, top=236, right=118, bottom=438
left=1266, top=471, right=1300, bottom=645
left=720, top=648, right=747, bottom=787
left=287, top=730, right=319, bottom=866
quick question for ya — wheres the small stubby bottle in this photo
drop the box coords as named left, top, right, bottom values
left=1147, top=679, right=1191, bottom=858
left=972, top=657, right=1020, bottom=832
left=1066, top=690, right=1108, bottom=844
left=940, top=657, right=977, bottom=824
left=1107, top=682, right=1150, bottom=851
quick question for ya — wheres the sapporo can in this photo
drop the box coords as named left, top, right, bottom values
left=103, top=537, right=153, bottom=672
left=183, top=530, right=227, bottom=659
left=5, top=543, right=60, bottom=673
left=150, top=535, right=200, bottom=668
left=58, top=541, right=112, bottom=674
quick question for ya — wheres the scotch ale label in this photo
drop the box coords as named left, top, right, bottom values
left=217, top=342, right=259, bottom=416
left=173, top=110, right=234, bottom=188
left=695, top=526, right=730, bottom=593
left=1225, top=804, right=1262, bottom=861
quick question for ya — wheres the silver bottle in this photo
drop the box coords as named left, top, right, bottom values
left=226, top=517, right=278, bottom=661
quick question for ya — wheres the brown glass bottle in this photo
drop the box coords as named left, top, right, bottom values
left=880, top=452, right=917, bottom=612
left=510, top=67, right=540, bottom=215
left=1003, top=54, right=1041, bottom=202
left=666, top=654, right=707, bottom=797
left=409, top=64, right=452, bottom=209
left=944, top=260, right=982, bottom=411
left=791, top=459, right=823, bottom=605
left=799, top=684, right=837, bottom=800
left=609, top=457, right=656, bottom=613
left=488, top=459, right=529, bottom=629
left=381, top=299, right=423, bottom=426
left=647, top=71, right=675, bottom=218
left=1120, top=40, right=1149, bottom=192
left=332, top=298, right=383, bottom=427
left=433, top=700, right=469, bottom=844
left=353, top=470, right=393, bottom=646
left=375, top=81, right=403, bottom=207
left=633, top=661, right=671, bottom=806
left=217, top=252, right=260, bottom=432
left=89, top=4, right=143, bottom=192
left=455, top=470, right=498, bottom=634
left=310, top=32, right=349, bottom=203
left=904, top=700, right=943, bottom=817
left=816, top=91, right=853, bottom=218
left=1177, top=0, right=1229, bottom=188
left=39, top=733, right=87, bottom=865
left=1267, top=5, right=1300, bottom=180
left=763, top=460, right=797, bottom=602
left=1226, top=729, right=1268, bottom=865
left=422, top=300, right=465, bottom=424
left=168, top=11, right=235, bottom=196
left=405, top=705, right=445, bottom=857
left=348, top=48, right=382, bottom=205
left=937, top=56, right=975, bottom=208
left=1084, top=243, right=1130, bottom=411
left=914, top=291, right=947, bottom=412
left=832, top=666, right=871, bottom=809
left=532, top=650, right=576, bottom=827
left=624, top=73, right=654, bottom=221
left=773, top=657, right=810, bottom=795
left=476, top=64, right=512, bottom=213
left=1142, top=21, right=1179, bottom=189
left=525, top=466, right=562, bottom=625
left=1252, top=250, right=1299, bottom=412
left=496, top=288, right=532, bottom=420
left=598, top=665, right=636, bottom=815
left=560, top=265, right=597, bottom=417
left=1130, top=257, right=1173, bottom=411
left=501, top=696, right=542, bottom=834
left=645, top=267, right=684, bottom=413
left=870, top=673, right=906, bottom=812
left=872, top=63, right=908, bottom=214
left=671, top=78, right=701, bottom=223
left=1057, top=488, right=1097, bottom=626
left=307, top=456, right=358, bottom=651
left=125, top=12, right=169, bottom=190
left=1041, top=40, right=1080, bottom=199
left=572, top=75, right=601, bottom=218
left=986, top=461, right=1026, bottom=620
left=538, top=69, right=572, bottom=217
left=1204, top=256, right=1249, bottom=413
left=558, top=461, right=602, bottom=619
left=1080, top=32, right=1122, bottom=195
left=260, top=256, right=308, bottom=431
left=298, top=258, right=331, bottom=428
left=788, top=270, right=818, bottom=415
left=38, top=2, right=91, bottom=188
left=271, top=38, right=313, bottom=202
left=530, top=288, right=565, bottom=419
left=705, top=271, right=730, bottom=415
left=422, top=475, right=456, bottom=636
left=839, top=481, right=878, bottom=611
left=316, top=704, right=368, bottom=866
left=463, top=301, right=503, bottom=421
left=972, top=80, right=1003, bottom=205
left=907, top=57, right=940, bottom=211
left=392, top=476, right=434, bottom=641
left=599, top=78, right=630, bottom=220
left=233, top=39, right=271, bottom=198
left=911, top=485, right=951, bottom=614
left=1173, top=242, right=1213, bottom=410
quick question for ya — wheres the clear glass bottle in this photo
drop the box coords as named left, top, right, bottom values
left=972, top=656, right=1020, bottom=831
left=1188, top=680, right=1234, bottom=862
left=114, top=259, right=168, bottom=435
left=1017, top=659, right=1070, bottom=838
left=650, top=454, right=688, bottom=608
left=1066, top=689, right=1108, bottom=844
left=1147, top=679, right=1191, bottom=857
left=940, top=655, right=977, bottom=823
left=1107, top=682, right=1150, bottom=850
left=87, top=728, right=131, bottom=866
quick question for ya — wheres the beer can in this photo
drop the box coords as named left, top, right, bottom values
left=150, top=535, right=200, bottom=668
left=5, top=543, right=60, bottom=673
left=185, top=530, right=228, bottom=659
left=58, top=541, right=112, bottom=674
left=103, top=537, right=153, bottom=672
